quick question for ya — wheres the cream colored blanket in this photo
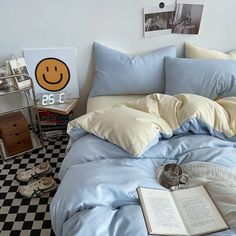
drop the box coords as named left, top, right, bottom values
left=68, top=93, right=236, bottom=156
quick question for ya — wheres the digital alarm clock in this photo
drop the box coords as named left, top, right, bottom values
left=39, top=92, right=70, bottom=106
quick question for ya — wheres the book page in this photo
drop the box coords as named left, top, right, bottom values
left=138, top=188, right=188, bottom=235
left=172, top=186, right=228, bottom=236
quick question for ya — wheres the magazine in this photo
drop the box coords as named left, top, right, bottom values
left=8, top=57, right=31, bottom=89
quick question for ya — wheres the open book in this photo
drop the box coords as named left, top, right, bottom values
left=137, top=186, right=228, bottom=236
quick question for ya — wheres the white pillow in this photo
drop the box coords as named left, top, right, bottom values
left=185, top=43, right=236, bottom=60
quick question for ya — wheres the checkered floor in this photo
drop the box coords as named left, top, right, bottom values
left=0, top=136, right=69, bottom=236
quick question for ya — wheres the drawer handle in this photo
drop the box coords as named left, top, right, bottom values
left=15, top=132, right=20, bottom=136
left=13, top=124, right=17, bottom=127
left=17, top=141, right=21, bottom=145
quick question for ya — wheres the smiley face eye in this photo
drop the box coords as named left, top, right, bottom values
left=46, top=66, right=58, bottom=72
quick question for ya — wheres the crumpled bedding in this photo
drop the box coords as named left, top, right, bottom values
left=50, top=94, right=236, bottom=236
left=67, top=93, right=236, bottom=156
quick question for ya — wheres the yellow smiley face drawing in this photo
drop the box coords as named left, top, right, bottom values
left=35, top=58, right=70, bottom=92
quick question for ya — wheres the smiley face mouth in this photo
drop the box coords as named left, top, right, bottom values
left=42, top=73, right=63, bottom=85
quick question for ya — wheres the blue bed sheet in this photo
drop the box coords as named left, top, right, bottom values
left=51, top=133, right=236, bottom=236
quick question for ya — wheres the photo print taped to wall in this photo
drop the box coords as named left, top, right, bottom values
left=23, top=48, right=79, bottom=100
left=144, top=1, right=176, bottom=38
left=172, top=0, right=204, bottom=34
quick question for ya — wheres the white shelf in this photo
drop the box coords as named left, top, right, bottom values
left=0, top=85, right=30, bottom=96
left=0, top=92, right=34, bottom=115
left=0, top=74, right=43, bottom=161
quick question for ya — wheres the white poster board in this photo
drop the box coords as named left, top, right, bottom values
left=23, top=47, right=79, bottom=99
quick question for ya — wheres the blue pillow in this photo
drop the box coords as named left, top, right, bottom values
left=165, top=57, right=236, bottom=99
left=90, top=43, right=176, bottom=97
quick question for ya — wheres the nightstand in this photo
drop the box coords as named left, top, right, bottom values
left=0, top=74, right=43, bottom=160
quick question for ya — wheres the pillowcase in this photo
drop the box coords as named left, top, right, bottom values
left=89, top=43, right=176, bottom=97
left=185, top=43, right=236, bottom=60
left=165, top=57, right=236, bottom=99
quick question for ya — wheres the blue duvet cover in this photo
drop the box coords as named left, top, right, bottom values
left=51, top=132, right=236, bottom=236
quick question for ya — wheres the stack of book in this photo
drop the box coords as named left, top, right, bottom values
left=37, top=99, right=79, bottom=139
left=38, top=110, right=72, bottom=132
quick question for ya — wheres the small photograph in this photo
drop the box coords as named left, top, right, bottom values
left=172, top=2, right=204, bottom=34
left=144, top=12, right=174, bottom=32
left=144, top=5, right=175, bottom=37
left=13, top=66, right=29, bottom=82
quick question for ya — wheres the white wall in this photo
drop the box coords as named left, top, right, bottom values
left=0, top=0, right=236, bottom=115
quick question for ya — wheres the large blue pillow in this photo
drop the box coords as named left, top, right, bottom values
left=90, top=43, right=176, bottom=97
left=165, top=57, right=236, bottom=99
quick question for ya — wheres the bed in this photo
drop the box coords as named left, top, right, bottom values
left=50, top=43, right=236, bottom=236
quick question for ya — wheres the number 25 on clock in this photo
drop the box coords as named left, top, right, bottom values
left=41, top=92, right=66, bottom=106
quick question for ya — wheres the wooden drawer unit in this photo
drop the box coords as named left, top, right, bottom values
left=0, top=112, right=33, bottom=156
